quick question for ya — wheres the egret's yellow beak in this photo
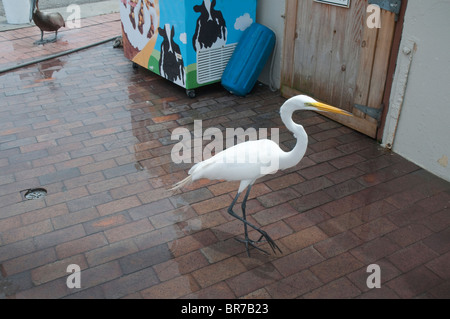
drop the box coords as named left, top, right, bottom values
left=308, top=102, right=353, bottom=117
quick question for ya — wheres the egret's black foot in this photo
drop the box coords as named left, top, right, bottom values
left=235, top=237, right=270, bottom=256
left=235, top=232, right=282, bottom=257
left=255, top=229, right=283, bottom=255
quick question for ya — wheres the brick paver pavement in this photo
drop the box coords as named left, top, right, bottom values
left=0, top=13, right=449, bottom=299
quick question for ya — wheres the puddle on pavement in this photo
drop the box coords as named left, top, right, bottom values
left=17, top=58, right=67, bottom=83
left=37, top=58, right=66, bottom=81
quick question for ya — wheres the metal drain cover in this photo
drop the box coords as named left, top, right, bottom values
left=24, top=188, right=47, bottom=200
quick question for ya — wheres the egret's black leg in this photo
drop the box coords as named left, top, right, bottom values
left=227, top=187, right=281, bottom=255
left=235, top=186, right=255, bottom=256
left=241, top=185, right=251, bottom=248
left=242, top=186, right=265, bottom=244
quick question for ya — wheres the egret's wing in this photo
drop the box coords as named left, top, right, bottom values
left=189, top=139, right=282, bottom=182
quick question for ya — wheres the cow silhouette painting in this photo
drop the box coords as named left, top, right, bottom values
left=192, top=0, right=227, bottom=52
left=158, top=24, right=185, bottom=86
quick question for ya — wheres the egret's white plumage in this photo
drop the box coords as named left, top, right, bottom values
left=171, top=95, right=352, bottom=255
left=172, top=139, right=283, bottom=193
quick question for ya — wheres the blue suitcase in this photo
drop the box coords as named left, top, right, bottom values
left=221, top=23, right=276, bottom=96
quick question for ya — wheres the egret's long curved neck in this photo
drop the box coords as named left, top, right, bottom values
left=279, top=103, right=308, bottom=170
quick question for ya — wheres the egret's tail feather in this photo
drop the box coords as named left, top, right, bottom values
left=169, top=175, right=193, bottom=191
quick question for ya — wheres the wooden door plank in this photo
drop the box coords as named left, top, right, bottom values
left=339, top=0, right=367, bottom=111
left=328, top=5, right=347, bottom=108
left=281, top=0, right=299, bottom=88
left=366, top=10, right=396, bottom=125
left=354, top=5, right=379, bottom=119
left=295, top=0, right=320, bottom=95
left=313, top=5, right=335, bottom=102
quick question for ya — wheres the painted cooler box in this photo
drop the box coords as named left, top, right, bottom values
left=119, top=0, right=257, bottom=96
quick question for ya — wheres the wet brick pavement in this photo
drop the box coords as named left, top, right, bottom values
left=0, top=13, right=449, bottom=299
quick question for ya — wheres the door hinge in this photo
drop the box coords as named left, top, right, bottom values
left=354, top=104, right=384, bottom=123
left=368, top=0, right=402, bottom=17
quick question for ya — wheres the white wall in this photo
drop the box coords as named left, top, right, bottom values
left=255, top=0, right=286, bottom=90
left=382, top=0, right=450, bottom=182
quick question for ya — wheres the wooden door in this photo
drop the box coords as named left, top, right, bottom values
left=281, top=0, right=399, bottom=138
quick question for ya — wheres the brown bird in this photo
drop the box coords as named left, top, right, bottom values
left=30, top=0, right=65, bottom=45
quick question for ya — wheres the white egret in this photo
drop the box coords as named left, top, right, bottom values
left=171, top=95, right=352, bottom=255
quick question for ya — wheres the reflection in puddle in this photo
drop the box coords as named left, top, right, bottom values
left=36, top=58, right=66, bottom=81
left=18, top=57, right=67, bottom=85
